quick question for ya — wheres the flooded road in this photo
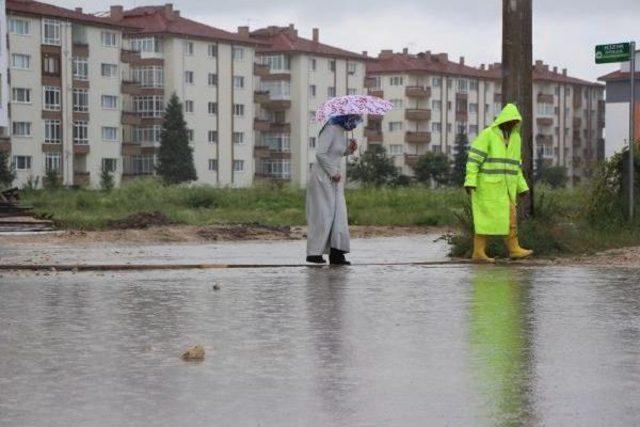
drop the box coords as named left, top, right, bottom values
left=1, top=239, right=640, bottom=426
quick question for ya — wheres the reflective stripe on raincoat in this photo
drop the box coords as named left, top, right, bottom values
left=464, top=103, right=529, bottom=235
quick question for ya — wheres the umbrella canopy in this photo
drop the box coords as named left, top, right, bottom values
left=315, top=95, right=393, bottom=123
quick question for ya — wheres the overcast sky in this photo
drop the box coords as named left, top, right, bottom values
left=61, top=0, right=639, bottom=82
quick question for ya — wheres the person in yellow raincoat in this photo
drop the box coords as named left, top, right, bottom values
left=464, top=103, right=533, bottom=263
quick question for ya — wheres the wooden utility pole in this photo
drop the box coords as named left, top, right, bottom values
left=502, top=0, right=534, bottom=217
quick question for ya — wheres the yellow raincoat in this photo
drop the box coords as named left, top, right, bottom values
left=464, top=104, right=529, bottom=235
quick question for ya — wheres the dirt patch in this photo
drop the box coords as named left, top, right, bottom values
left=106, top=211, right=174, bottom=230
left=196, top=224, right=297, bottom=241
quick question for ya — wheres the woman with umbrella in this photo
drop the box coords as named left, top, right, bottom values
left=306, top=95, right=393, bottom=265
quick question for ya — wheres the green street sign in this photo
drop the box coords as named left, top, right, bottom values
left=595, top=43, right=631, bottom=64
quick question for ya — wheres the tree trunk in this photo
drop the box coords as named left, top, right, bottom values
left=502, top=0, right=534, bottom=217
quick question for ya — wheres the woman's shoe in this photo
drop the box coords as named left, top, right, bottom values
left=329, top=248, right=351, bottom=265
left=306, top=255, right=326, bottom=264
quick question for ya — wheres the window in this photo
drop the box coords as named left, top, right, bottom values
left=261, top=55, right=290, bottom=71
left=447, top=79, right=453, bottom=89
left=389, top=144, right=404, bottom=155
left=260, top=80, right=290, bottom=100
left=45, top=153, right=61, bottom=173
left=12, top=122, right=31, bottom=137
left=469, top=80, right=479, bottom=90
left=12, top=88, right=31, bottom=103
left=208, top=44, right=218, bottom=57
left=390, top=99, right=403, bottom=109
left=13, top=156, right=32, bottom=170
left=185, top=71, right=194, bottom=84
left=130, top=37, right=163, bottom=53
left=233, top=132, right=244, bottom=144
left=73, top=121, right=89, bottom=144
left=390, top=76, right=404, bottom=86
left=9, top=18, right=30, bottom=36
left=101, top=95, right=118, bottom=109
left=208, top=159, right=218, bottom=171
left=432, top=77, right=442, bottom=87
left=311, top=58, right=317, bottom=71
left=101, top=63, right=118, bottom=78
left=469, top=103, right=478, bottom=113
left=185, top=100, right=194, bottom=113
left=44, top=120, right=61, bottom=143
left=432, top=100, right=441, bottom=112
left=347, top=62, right=357, bottom=75
left=208, top=73, right=218, bottom=86
left=262, top=133, right=290, bottom=152
left=208, top=102, right=218, bottom=115
left=187, top=129, right=194, bottom=142
left=133, top=96, right=164, bottom=118
left=42, top=19, right=61, bottom=45
left=101, top=127, right=118, bottom=141
left=133, top=126, right=162, bottom=144
left=11, top=54, right=30, bottom=69
left=536, top=103, right=554, bottom=116
left=309, top=137, right=316, bottom=148
left=208, top=131, right=218, bottom=143
left=42, top=54, right=60, bottom=75
left=388, top=122, right=403, bottom=132
left=232, top=47, right=244, bottom=61
left=309, top=85, right=317, bottom=97
left=102, top=158, right=117, bottom=172
left=73, top=57, right=89, bottom=80
left=262, top=159, right=291, bottom=178
left=132, top=66, right=164, bottom=88
left=432, top=122, right=442, bottom=132
left=234, top=76, right=245, bottom=89
left=329, top=60, right=336, bottom=72
left=457, top=79, right=468, bottom=93
left=347, top=88, right=357, bottom=96
left=327, top=87, right=336, bottom=97
left=233, top=104, right=245, bottom=117
left=185, top=41, right=194, bottom=55
left=73, top=89, right=89, bottom=112
left=233, top=160, right=244, bottom=172
left=101, top=31, right=117, bottom=47
left=72, top=24, right=88, bottom=45
left=43, top=86, right=61, bottom=111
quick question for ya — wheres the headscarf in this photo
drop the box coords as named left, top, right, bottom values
left=320, top=114, right=363, bottom=135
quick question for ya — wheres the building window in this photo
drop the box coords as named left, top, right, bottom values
left=262, top=133, right=290, bottom=152
left=11, top=54, right=30, bottom=69
left=101, top=95, right=118, bottom=109
left=390, top=76, right=403, bottom=86
left=327, top=87, right=336, bottom=97
left=44, top=120, right=61, bottom=143
left=329, top=60, right=336, bottom=72
left=13, top=156, right=32, bottom=170
left=12, top=88, right=31, bottom=104
left=536, top=103, right=554, bottom=116
left=9, top=18, right=30, bottom=36
left=388, top=121, right=403, bottom=132
left=42, top=19, right=61, bottom=45
left=234, top=76, right=245, bottom=89
left=457, top=79, right=468, bottom=93
left=102, top=158, right=117, bottom=172
left=131, top=66, right=164, bottom=88
left=233, top=104, right=245, bottom=117
left=232, top=47, right=244, bottom=61
left=469, top=80, right=479, bottom=90
left=12, top=122, right=32, bottom=137
left=43, top=86, right=61, bottom=111
left=432, top=122, right=442, bottom=133
left=347, top=88, right=357, bottom=96
left=187, top=129, right=194, bottom=142
left=133, top=126, right=162, bottom=144
left=208, top=73, right=218, bottom=86
left=208, top=102, right=218, bottom=115
left=73, top=89, right=89, bottom=112
left=432, top=77, right=442, bottom=87
left=390, top=99, right=403, bottom=109
left=261, top=54, right=291, bottom=71
left=42, top=54, right=60, bottom=75
left=260, top=80, right=291, bottom=100
left=101, top=63, right=118, bottom=78
left=72, top=24, right=88, bottom=45
left=101, top=127, right=118, bottom=141
left=185, top=100, right=194, bottom=113
left=233, top=132, right=244, bottom=144
left=45, top=152, right=62, bottom=173
left=309, top=137, right=316, bottom=148
left=233, top=160, right=244, bottom=172
left=133, top=96, right=164, bottom=118
left=73, top=57, right=89, bottom=80
left=208, top=159, right=218, bottom=171
left=101, top=31, right=118, bottom=47
left=208, top=44, right=218, bottom=57
left=432, top=100, right=441, bottom=112
left=469, top=103, right=478, bottom=113
left=73, top=121, right=89, bottom=144
left=208, top=131, right=218, bottom=143
left=347, top=62, right=357, bottom=75
left=185, top=41, right=194, bottom=55
left=309, top=85, right=317, bottom=97
left=185, top=71, right=194, bottom=84
left=130, top=37, right=163, bottom=53
left=389, top=144, right=404, bottom=155
left=311, top=58, right=317, bottom=71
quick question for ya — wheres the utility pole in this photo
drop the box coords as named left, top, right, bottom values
left=502, top=0, right=534, bottom=217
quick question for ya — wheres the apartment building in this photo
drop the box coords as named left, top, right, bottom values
left=107, top=4, right=260, bottom=187
left=366, top=50, right=605, bottom=184
left=248, top=25, right=366, bottom=187
left=0, top=0, right=9, bottom=146
left=6, top=0, right=134, bottom=187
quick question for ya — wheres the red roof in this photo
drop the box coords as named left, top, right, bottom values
left=598, top=70, right=640, bottom=82
left=6, top=0, right=135, bottom=28
left=112, top=5, right=263, bottom=46
left=485, top=63, right=603, bottom=87
left=366, top=52, right=490, bottom=79
left=251, top=26, right=366, bottom=60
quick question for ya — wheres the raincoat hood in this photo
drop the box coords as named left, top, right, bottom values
left=491, top=103, right=522, bottom=129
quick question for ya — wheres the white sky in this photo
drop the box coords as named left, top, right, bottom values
left=60, top=0, right=640, bottom=81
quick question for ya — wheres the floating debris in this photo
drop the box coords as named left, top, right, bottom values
left=181, top=345, right=205, bottom=361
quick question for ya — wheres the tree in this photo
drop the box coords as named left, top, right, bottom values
left=156, top=93, right=197, bottom=184
left=100, top=167, right=115, bottom=192
left=0, top=152, right=15, bottom=189
left=348, top=145, right=399, bottom=186
left=450, top=132, right=469, bottom=186
left=413, top=151, right=451, bottom=187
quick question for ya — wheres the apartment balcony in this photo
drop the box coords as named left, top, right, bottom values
left=364, top=128, right=383, bottom=142
left=368, top=89, right=384, bottom=98
left=73, top=172, right=90, bottom=187
left=260, top=73, right=291, bottom=82
left=404, top=154, right=420, bottom=169
left=455, top=111, right=468, bottom=122
left=405, top=109, right=431, bottom=121
left=121, top=49, right=140, bottom=63
left=122, top=111, right=142, bottom=126
left=255, top=172, right=291, bottom=182
left=122, top=141, right=142, bottom=156
left=253, top=63, right=270, bottom=77
left=0, top=137, right=10, bottom=153
left=573, top=95, right=583, bottom=109
left=254, top=145, right=271, bottom=157
left=597, top=100, right=605, bottom=113
left=537, top=117, right=553, bottom=127
left=405, top=131, right=431, bottom=144
left=41, top=143, right=62, bottom=153
left=121, top=80, right=141, bottom=95
left=72, top=43, right=89, bottom=57
left=73, top=144, right=90, bottom=154
left=535, top=134, right=553, bottom=145
left=573, top=117, right=582, bottom=128
left=368, top=114, right=383, bottom=123
left=405, top=86, right=431, bottom=98
left=259, top=97, right=292, bottom=110
left=364, top=77, right=378, bottom=89
left=254, top=90, right=270, bottom=104
left=253, top=118, right=271, bottom=132
left=573, top=138, right=582, bottom=149
left=537, top=93, right=555, bottom=104
left=269, top=122, right=291, bottom=133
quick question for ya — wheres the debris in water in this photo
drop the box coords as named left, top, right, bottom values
left=181, top=345, right=205, bottom=361
left=212, top=283, right=221, bottom=291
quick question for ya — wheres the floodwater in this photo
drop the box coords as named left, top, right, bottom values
left=1, top=238, right=640, bottom=426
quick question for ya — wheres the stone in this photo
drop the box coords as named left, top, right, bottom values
left=181, top=345, right=205, bottom=361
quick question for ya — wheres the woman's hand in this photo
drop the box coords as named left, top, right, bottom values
left=347, top=139, right=358, bottom=155
left=331, top=173, right=342, bottom=183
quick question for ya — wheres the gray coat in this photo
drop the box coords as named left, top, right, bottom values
left=306, top=124, right=351, bottom=256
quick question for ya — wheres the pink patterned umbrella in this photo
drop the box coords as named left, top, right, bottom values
left=315, top=95, right=393, bottom=123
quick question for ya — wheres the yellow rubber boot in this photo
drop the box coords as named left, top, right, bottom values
left=472, top=235, right=496, bottom=264
left=505, top=205, right=533, bottom=259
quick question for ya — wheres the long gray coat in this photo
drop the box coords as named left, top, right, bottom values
left=306, top=124, right=350, bottom=256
